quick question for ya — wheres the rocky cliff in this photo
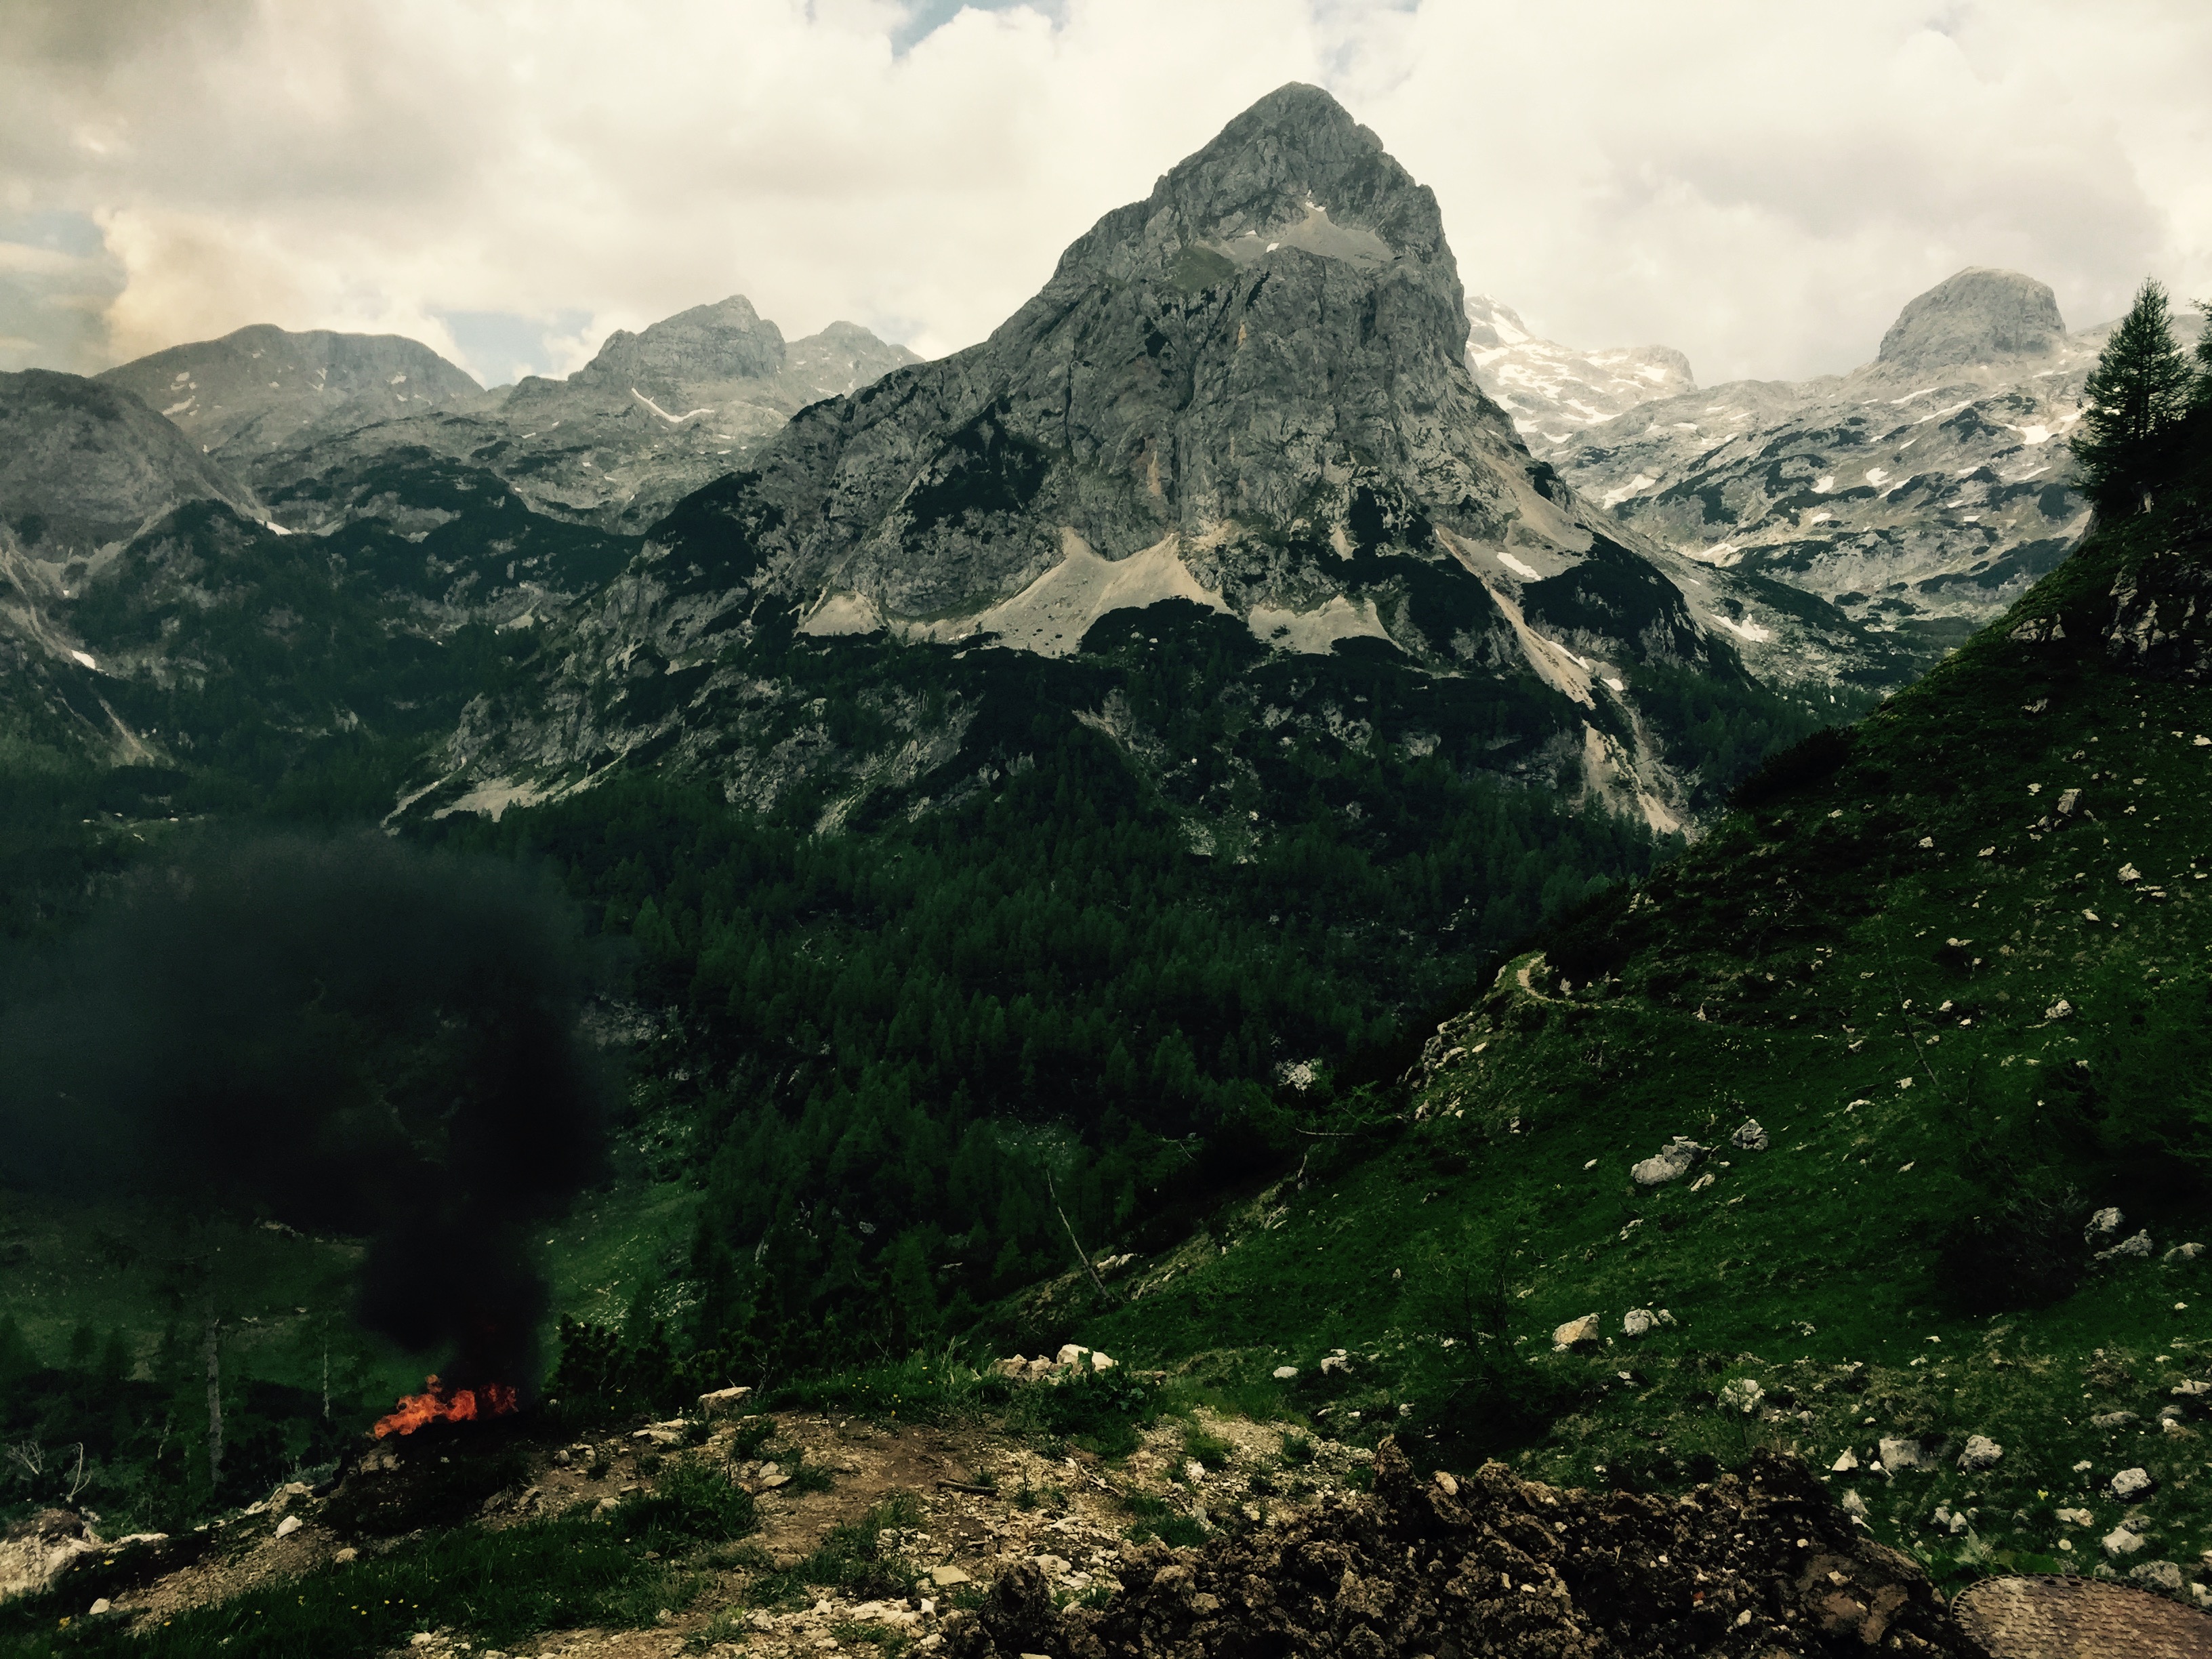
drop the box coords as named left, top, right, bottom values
left=426, top=84, right=1790, bottom=834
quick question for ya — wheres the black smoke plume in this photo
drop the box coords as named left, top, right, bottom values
left=0, top=831, right=609, bottom=1389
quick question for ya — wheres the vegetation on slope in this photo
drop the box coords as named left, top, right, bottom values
left=1054, top=408, right=2212, bottom=1590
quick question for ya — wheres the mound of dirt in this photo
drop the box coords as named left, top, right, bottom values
left=945, top=1437, right=1971, bottom=1657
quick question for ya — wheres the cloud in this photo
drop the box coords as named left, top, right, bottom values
left=0, top=0, right=2204, bottom=387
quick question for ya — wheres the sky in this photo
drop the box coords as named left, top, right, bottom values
left=3, top=0, right=2207, bottom=388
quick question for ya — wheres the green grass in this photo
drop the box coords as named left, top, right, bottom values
left=1057, top=432, right=2212, bottom=1582
left=0, top=1510, right=695, bottom=1659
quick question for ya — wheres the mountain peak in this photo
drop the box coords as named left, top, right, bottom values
left=577, top=295, right=785, bottom=392
left=1875, top=267, right=2066, bottom=375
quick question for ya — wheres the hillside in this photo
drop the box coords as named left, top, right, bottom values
left=1057, top=405, right=2212, bottom=1599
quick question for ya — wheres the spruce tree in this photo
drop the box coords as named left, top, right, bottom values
left=2073, top=277, right=2194, bottom=513
left=2195, top=298, right=2212, bottom=410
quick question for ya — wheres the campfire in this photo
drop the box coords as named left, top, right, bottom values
left=372, top=1375, right=520, bottom=1438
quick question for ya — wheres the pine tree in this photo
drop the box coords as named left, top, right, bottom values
left=2195, top=298, right=2212, bottom=410
left=2074, top=278, right=2195, bottom=513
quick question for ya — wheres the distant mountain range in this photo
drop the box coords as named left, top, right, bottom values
left=1470, top=271, right=2208, bottom=667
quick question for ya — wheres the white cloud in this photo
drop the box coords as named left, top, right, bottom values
left=0, top=0, right=2205, bottom=386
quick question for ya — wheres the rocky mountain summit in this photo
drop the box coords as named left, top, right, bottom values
left=0, top=369, right=260, bottom=559
left=1520, top=271, right=2208, bottom=664
left=96, top=324, right=489, bottom=459
left=480, top=296, right=922, bottom=528
left=430, top=83, right=1806, bottom=834
left=1465, top=294, right=1695, bottom=443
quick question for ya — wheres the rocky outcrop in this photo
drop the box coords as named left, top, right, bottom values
left=943, top=1438, right=1969, bottom=1658
left=1874, top=268, right=2068, bottom=381
left=0, top=369, right=260, bottom=556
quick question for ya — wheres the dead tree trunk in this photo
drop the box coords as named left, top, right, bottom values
left=1047, top=1170, right=1118, bottom=1305
left=202, top=1303, right=222, bottom=1489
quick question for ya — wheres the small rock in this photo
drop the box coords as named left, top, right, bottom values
left=697, top=1385, right=752, bottom=1414
left=2103, top=1526, right=2148, bottom=1559
left=2120, top=863, right=2142, bottom=884
left=1271, top=1364, right=1298, bottom=1380
left=274, top=1514, right=303, bottom=1538
left=2173, top=1380, right=2211, bottom=1401
left=1839, top=1489, right=1868, bottom=1522
left=1718, top=1378, right=1764, bottom=1414
left=1729, top=1119, right=1769, bottom=1153
left=1958, top=1435, right=2003, bottom=1470
left=1631, top=1136, right=1708, bottom=1187
left=2129, top=1559, right=2186, bottom=1595
left=1831, top=1450, right=1859, bottom=1473
left=1551, top=1315, right=1602, bottom=1351
left=2091, top=1410, right=2139, bottom=1429
left=1687, top=1172, right=1716, bottom=1192
left=2047, top=998, right=2074, bottom=1021
left=2097, top=1229, right=2155, bottom=1262
left=89, top=1599, right=110, bottom=1616
left=1621, top=1308, right=1655, bottom=1338
left=2055, top=1508, right=2093, bottom=1526
left=1877, top=1437, right=1925, bottom=1473
left=335, top=1546, right=359, bottom=1563
left=2110, top=1467, right=2156, bottom=1501
left=1319, top=1351, right=1354, bottom=1376
left=930, top=1565, right=971, bottom=1588
left=2085, top=1206, right=2123, bottom=1241
left=411, top=1636, right=435, bottom=1649
left=1433, top=1471, right=1458, bottom=1496
left=2167, top=1242, right=2205, bottom=1262
left=1183, top=1460, right=1208, bottom=1484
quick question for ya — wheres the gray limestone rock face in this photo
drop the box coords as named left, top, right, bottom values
left=457, top=86, right=1729, bottom=824
left=1875, top=268, right=2067, bottom=379
left=97, top=324, right=487, bottom=459
left=0, top=369, right=260, bottom=556
left=451, top=298, right=922, bottom=530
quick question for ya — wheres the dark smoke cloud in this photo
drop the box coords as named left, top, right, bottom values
left=0, top=830, right=609, bottom=1387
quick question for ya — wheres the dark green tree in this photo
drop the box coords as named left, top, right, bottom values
left=2195, top=298, right=2212, bottom=410
left=2074, top=278, right=2195, bottom=513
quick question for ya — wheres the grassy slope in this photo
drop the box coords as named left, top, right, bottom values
left=1069, top=425, right=2212, bottom=1586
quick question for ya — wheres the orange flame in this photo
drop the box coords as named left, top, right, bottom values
left=372, top=1374, right=520, bottom=1438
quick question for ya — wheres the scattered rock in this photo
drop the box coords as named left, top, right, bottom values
left=1729, top=1119, right=1769, bottom=1152
left=697, top=1385, right=752, bottom=1414
left=991, top=1346, right=1117, bottom=1384
left=1878, top=1437, right=1927, bottom=1473
left=2128, top=1559, right=2186, bottom=1595
left=1620, top=1308, right=1655, bottom=1338
left=1271, top=1365, right=1298, bottom=1380
left=1718, top=1378, right=1765, bottom=1414
left=2086, top=1206, right=2124, bottom=1242
left=1551, top=1315, right=1602, bottom=1351
left=941, top=1441, right=1969, bottom=1658
left=2104, top=1525, right=2148, bottom=1559
left=1957, top=1435, right=2003, bottom=1471
left=1630, top=1136, right=1708, bottom=1187
left=334, top=1547, right=359, bottom=1564
left=2167, top=1242, right=2206, bottom=1262
left=1832, top=1450, right=1860, bottom=1473
left=1840, top=1488, right=1870, bottom=1523
left=931, top=1564, right=973, bottom=1587
left=2098, top=1229, right=2156, bottom=1262
left=1319, top=1351, right=1355, bottom=1376
left=273, top=1515, right=303, bottom=1538
left=2047, top=998, right=2075, bottom=1021
left=2055, top=1508, right=2094, bottom=1527
left=2092, top=1410, right=2141, bottom=1429
left=2110, top=1467, right=2156, bottom=1502
left=88, top=1597, right=110, bottom=1615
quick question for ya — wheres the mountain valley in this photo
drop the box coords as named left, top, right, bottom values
left=3, top=70, right=2211, bottom=1659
